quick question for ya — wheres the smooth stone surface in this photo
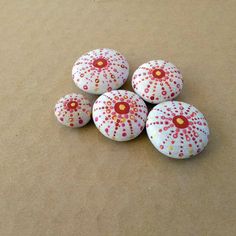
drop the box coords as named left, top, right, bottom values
left=132, top=60, right=183, bottom=104
left=146, top=101, right=210, bottom=159
left=54, top=93, right=91, bottom=127
left=93, top=90, right=148, bottom=141
left=72, top=48, right=129, bottom=94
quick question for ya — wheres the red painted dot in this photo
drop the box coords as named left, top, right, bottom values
left=93, top=58, right=108, bottom=68
left=114, top=102, right=130, bottom=114
left=173, top=115, right=189, bottom=129
left=152, top=69, right=165, bottom=79
left=67, top=101, right=78, bottom=110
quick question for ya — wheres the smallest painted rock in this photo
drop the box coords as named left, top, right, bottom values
left=54, top=93, right=91, bottom=127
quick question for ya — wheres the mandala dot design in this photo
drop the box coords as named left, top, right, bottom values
left=93, top=90, right=148, bottom=141
left=54, top=93, right=91, bottom=128
left=132, top=60, right=183, bottom=104
left=72, top=48, right=129, bottom=94
left=146, top=101, right=210, bottom=159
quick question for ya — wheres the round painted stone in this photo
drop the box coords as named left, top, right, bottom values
left=93, top=90, right=148, bottom=141
left=72, top=48, right=129, bottom=94
left=54, top=93, right=91, bottom=127
left=146, top=101, right=210, bottom=159
left=132, top=60, right=183, bottom=104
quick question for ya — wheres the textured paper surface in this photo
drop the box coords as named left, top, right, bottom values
left=0, top=0, right=235, bottom=235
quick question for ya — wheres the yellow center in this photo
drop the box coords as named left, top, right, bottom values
left=176, top=118, right=184, bottom=125
left=156, top=70, right=161, bottom=76
left=70, top=102, right=76, bottom=107
left=97, top=61, right=103, bottom=66
left=119, top=104, right=126, bottom=110
left=121, top=118, right=126, bottom=123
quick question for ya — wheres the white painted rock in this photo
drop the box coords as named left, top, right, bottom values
left=93, top=90, right=148, bottom=141
left=132, top=60, right=183, bottom=104
left=72, top=48, right=129, bottom=94
left=54, top=93, right=91, bottom=127
left=146, top=101, right=209, bottom=159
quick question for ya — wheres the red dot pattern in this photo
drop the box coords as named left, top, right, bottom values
left=93, top=90, right=148, bottom=141
left=55, top=93, right=91, bottom=128
left=146, top=101, right=209, bottom=159
left=72, top=48, right=129, bottom=95
left=132, top=60, right=183, bottom=104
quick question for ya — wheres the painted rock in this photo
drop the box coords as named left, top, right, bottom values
left=132, top=60, right=183, bottom=104
left=54, top=93, right=91, bottom=127
left=146, top=101, right=210, bottom=159
left=72, top=48, right=129, bottom=94
left=93, top=90, right=148, bottom=141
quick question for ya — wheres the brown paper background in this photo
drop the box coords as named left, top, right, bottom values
left=0, top=0, right=236, bottom=235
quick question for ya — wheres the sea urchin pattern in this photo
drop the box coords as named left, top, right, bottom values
left=72, top=48, right=129, bottom=95
left=93, top=90, right=148, bottom=141
left=146, top=101, right=209, bottom=159
left=132, top=60, right=183, bottom=104
left=55, top=93, right=91, bottom=128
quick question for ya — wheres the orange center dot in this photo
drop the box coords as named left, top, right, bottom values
left=176, top=118, right=184, bottom=125
left=119, top=104, right=126, bottom=110
left=97, top=61, right=103, bottom=66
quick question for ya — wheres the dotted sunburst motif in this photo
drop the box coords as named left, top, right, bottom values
left=132, top=60, right=183, bottom=104
left=146, top=101, right=209, bottom=159
left=55, top=93, right=91, bottom=127
left=93, top=90, right=148, bottom=141
left=72, top=48, right=129, bottom=95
